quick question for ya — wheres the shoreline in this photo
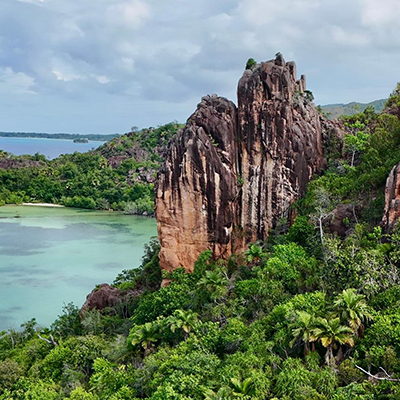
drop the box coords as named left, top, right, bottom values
left=22, top=202, right=65, bottom=208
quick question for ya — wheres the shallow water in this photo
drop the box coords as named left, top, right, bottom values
left=0, top=136, right=102, bottom=159
left=0, top=205, right=157, bottom=330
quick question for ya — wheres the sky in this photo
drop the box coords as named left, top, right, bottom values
left=0, top=0, right=399, bottom=134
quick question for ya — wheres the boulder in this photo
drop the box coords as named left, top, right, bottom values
left=81, top=283, right=121, bottom=312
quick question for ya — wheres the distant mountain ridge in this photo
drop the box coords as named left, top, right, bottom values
left=321, top=99, right=387, bottom=119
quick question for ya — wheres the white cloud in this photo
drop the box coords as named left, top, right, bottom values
left=106, top=0, right=151, bottom=29
left=1, top=0, right=400, bottom=133
left=15, top=0, right=46, bottom=5
left=52, top=70, right=84, bottom=82
left=360, top=0, right=400, bottom=27
left=95, top=75, right=110, bottom=84
left=0, top=67, right=36, bottom=94
left=331, top=26, right=370, bottom=47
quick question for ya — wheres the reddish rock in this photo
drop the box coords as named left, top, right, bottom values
left=330, top=204, right=355, bottom=237
left=156, top=95, right=238, bottom=272
left=383, top=163, right=400, bottom=232
left=236, top=55, right=325, bottom=246
left=81, top=284, right=121, bottom=312
left=156, top=55, right=343, bottom=273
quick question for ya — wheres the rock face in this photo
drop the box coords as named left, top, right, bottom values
left=236, top=55, right=325, bottom=246
left=383, top=163, right=400, bottom=232
left=156, top=95, right=238, bottom=272
left=156, top=55, right=335, bottom=273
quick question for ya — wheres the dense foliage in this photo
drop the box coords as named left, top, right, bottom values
left=2, top=95, right=400, bottom=398
left=0, top=122, right=182, bottom=215
left=3, top=219, right=400, bottom=399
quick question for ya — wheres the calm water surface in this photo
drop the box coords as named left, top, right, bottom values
left=0, top=137, right=103, bottom=159
left=0, top=205, right=157, bottom=330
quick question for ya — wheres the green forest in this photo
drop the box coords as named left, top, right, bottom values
left=2, top=88, right=400, bottom=399
left=0, top=122, right=182, bottom=215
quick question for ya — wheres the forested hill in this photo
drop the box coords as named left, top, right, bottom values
left=0, top=122, right=182, bottom=214
left=2, top=75, right=400, bottom=398
left=2, top=91, right=400, bottom=397
left=321, top=98, right=386, bottom=119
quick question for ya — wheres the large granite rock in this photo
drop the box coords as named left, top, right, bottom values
left=156, top=95, right=238, bottom=272
left=383, top=162, right=400, bottom=232
left=156, top=55, right=338, bottom=273
left=236, top=56, right=325, bottom=246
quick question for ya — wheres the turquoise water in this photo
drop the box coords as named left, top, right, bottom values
left=0, top=137, right=103, bottom=159
left=0, top=206, right=157, bottom=330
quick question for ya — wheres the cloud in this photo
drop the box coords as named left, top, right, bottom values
left=106, top=0, right=151, bottom=28
left=0, top=67, right=36, bottom=94
left=0, top=0, right=400, bottom=133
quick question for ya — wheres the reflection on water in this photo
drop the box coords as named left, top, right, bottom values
left=0, top=206, right=157, bottom=330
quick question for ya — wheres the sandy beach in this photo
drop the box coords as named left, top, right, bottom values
left=22, top=202, right=65, bottom=207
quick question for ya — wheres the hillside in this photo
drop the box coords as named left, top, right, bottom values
left=321, top=98, right=386, bottom=119
left=1, top=60, right=400, bottom=399
left=0, top=122, right=182, bottom=214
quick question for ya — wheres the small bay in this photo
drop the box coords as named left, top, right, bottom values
left=0, top=205, right=157, bottom=330
left=0, top=136, right=102, bottom=159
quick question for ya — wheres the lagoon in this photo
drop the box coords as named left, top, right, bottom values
left=0, top=205, right=157, bottom=330
left=0, top=136, right=102, bottom=159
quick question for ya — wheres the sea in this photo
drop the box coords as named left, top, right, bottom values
left=0, top=206, right=157, bottom=330
left=0, top=136, right=102, bottom=159
left=0, top=136, right=157, bottom=330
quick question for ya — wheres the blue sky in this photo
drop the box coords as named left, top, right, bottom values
left=0, top=0, right=399, bottom=134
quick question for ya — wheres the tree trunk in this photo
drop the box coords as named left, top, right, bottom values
left=325, top=345, right=333, bottom=365
left=304, top=341, right=310, bottom=356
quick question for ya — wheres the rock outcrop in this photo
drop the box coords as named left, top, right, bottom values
left=236, top=55, right=325, bottom=246
left=156, top=95, right=238, bottom=272
left=156, top=54, right=339, bottom=273
left=81, top=284, right=121, bottom=312
left=383, top=163, right=400, bottom=232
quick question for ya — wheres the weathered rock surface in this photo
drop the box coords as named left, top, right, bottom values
left=156, top=55, right=340, bottom=273
left=156, top=95, right=238, bottom=272
left=81, top=283, right=121, bottom=312
left=236, top=56, right=325, bottom=246
left=383, top=162, right=400, bottom=232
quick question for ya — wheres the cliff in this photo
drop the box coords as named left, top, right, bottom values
left=156, top=54, right=341, bottom=273
left=156, top=95, right=238, bottom=272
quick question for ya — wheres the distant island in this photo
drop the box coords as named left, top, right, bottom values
left=0, top=131, right=120, bottom=141
left=73, top=138, right=89, bottom=143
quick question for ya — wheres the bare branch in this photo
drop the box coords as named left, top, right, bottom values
left=356, top=365, right=400, bottom=382
left=38, top=334, right=58, bottom=346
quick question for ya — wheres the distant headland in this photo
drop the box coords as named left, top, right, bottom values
left=0, top=131, right=120, bottom=142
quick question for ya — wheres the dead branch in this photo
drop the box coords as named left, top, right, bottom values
left=355, top=365, right=400, bottom=382
left=38, top=334, right=58, bottom=346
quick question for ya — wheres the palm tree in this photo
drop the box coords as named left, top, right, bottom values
left=230, top=377, right=255, bottom=398
left=130, top=322, right=159, bottom=356
left=334, top=288, right=372, bottom=336
left=204, top=387, right=234, bottom=400
left=290, top=311, right=316, bottom=355
left=197, top=269, right=229, bottom=300
left=245, top=243, right=264, bottom=265
left=167, top=309, right=198, bottom=339
left=310, top=317, right=354, bottom=365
